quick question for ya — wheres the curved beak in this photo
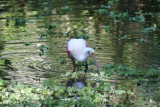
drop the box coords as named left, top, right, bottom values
left=91, top=53, right=100, bottom=74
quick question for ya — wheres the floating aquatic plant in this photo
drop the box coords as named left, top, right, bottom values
left=102, top=25, right=112, bottom=32
left=57, top=58, right=66, bottom=64
left=77, top=34, right=89, bottom=39
left=0, top=78, right=9, bottom=90
left=39, top=45, right=50, bottom=56
left=0, top=69, right=137, bottom=106
left=38, top=33, right=48, bottom=40
left=5, top=18, right=10, bottom=26
left=137, top=38, right=147, bottom=43
left=97, top=9, right=108, bottom=15
left=64, top=6, right=72, bottom=12
left=103, top=64, right=160, bottom=78
left=45, top=23, right=57, bottom=30
left=15, top=17, right=26, bottom=26
left=61, top=72, right=79, bottom=80
left=121, top=35, right=128, bottom=39
left=24, top=42, right=32, bottom=46
left=141, top=25, right=156, bottom=34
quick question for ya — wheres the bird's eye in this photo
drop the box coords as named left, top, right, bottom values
left=91, top=52, right=94, bottom=55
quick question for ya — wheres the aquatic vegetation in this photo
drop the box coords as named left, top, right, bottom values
left=102, top=25, right=112, bottom=32
left=146, top=68, right=160, bottom=78
left=0, top=78, right=9, bottom=90
left=99, top=0, right=157, bottom=45
left=77, top=34, right=89, bottom=39
left=45, top=23, right=57, bottom=30
left=89, top=59, right=95, bottom=65
left=110, top=12, right=128, bottom=21
left=15, top=17, right=26, bottom=26
left=61, top=72, right=79, bottom=80
left=0, top=82, right=52, bottom=105
left=137, top=38, right=147, bottom=43
left=37, top=15, right=43, bottom=19
left=97, top=9, right=108, bottom=15
left=5, top=18, right=10, bottom=26
left=1, top=0, right=159, bottom=106
left=57, top=58, right=66, bottom=64
left=141, top=25, right=157, bottom=35
left=38, top=32, right=48, bottom=40
left=121, top=35, right=128, bottom=39
left=135, top=12, right=153, bottom=16
left=24, top=42, right=32, bottom=46
left=129, top=15, right=145, bottom=24
left=64, top=6, right=72, bottom=12
left=103, top=64, right=160, bottom=78
left=39, top=45, right=50, bottom=56
left=136, top=15, right=145, bottom=24
left=0, top=65, right=159, bottom=106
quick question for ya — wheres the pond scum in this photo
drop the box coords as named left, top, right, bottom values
left=0, top=64, right=160, bottom=106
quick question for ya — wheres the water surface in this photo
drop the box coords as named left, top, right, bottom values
left=0, top=0, right=160, bottom=106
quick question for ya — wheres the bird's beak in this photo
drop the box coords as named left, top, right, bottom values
left=91, top=53, right=100, bottom=74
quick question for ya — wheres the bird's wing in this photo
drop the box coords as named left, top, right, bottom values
left=67, top=39, right=87, bottom=59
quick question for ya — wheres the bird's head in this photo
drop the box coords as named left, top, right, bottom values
left=86, top=48, right=100, bottom=74
left=88, top=48, right=95, bottom=56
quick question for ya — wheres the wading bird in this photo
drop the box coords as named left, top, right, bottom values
left=67, top=38, right=100, bottom=74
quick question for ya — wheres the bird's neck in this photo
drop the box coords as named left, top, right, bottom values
left=74, top=47, right=93, bottom=62
left=78, top=47, right=92, bottom=62
left=83, top=47, right=93, bottom=55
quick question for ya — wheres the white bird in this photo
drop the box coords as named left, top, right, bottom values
left=67, top=38, right=100, bottom=74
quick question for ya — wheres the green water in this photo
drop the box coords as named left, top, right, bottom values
left=0, top=0, right=160, bottom=106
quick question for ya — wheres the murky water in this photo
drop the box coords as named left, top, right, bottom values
left=0, top=0, right=160, bottom=106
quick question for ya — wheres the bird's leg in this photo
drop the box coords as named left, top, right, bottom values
left=84, top=61, right=88, bottom=73
left=72, top=59, right=75, bottom=72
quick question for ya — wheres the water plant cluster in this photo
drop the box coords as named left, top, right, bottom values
left=1, top=63, right=160, bottom=106
left=98, top=0, right=157, bottom=42
left=0, top=69, right=136, bottom=106
left=103, top=64, right=160, bottom=79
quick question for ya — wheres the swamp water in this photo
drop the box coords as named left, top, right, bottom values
left=0, top=0, right=160, bottom=106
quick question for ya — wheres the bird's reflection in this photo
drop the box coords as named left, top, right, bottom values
left=66, top=77, right=87, bottom=89
left=66, top=76, right=98, bottom=89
